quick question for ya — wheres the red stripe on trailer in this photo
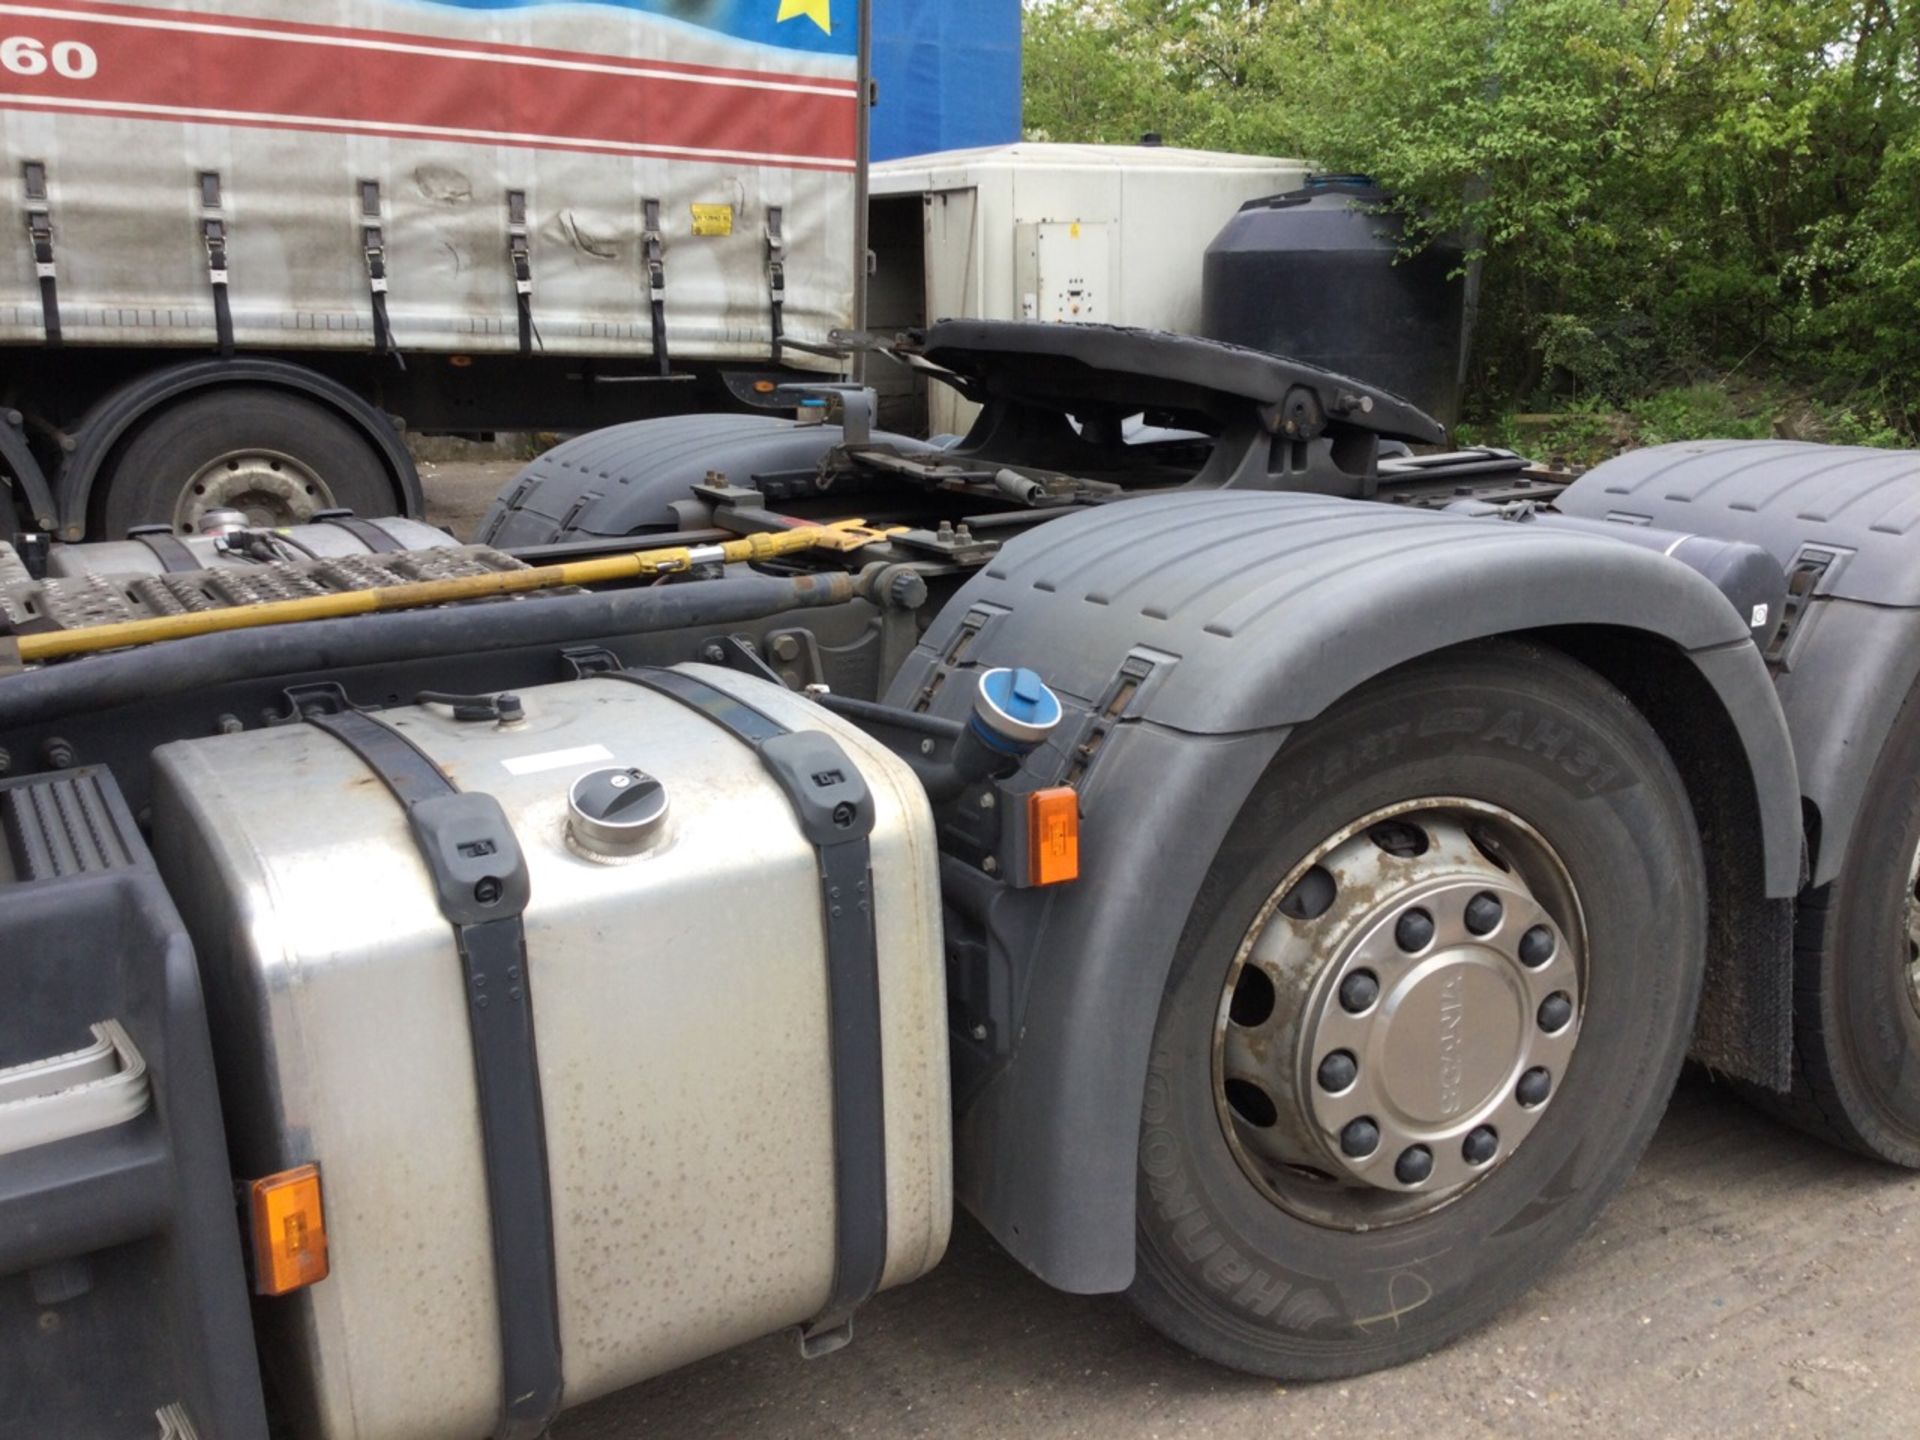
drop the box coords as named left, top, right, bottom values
left=0, top=96, right=860, bottom=170
left=0, top=5, right=859, bottom=166
left=3, top=1, right=861, bottom=93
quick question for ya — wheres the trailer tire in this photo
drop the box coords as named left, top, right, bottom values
left=1770, top=676, right=1920, bottom=1167
left=1126, top=641, right=1706, bottom=1379
left=97, top=388, right=397, bottom=538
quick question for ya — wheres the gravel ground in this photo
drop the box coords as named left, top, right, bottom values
left=418, top=456, right=523, bottom=541
left=423, top=460, right=1920, bottom=1440
left=555, top=1075, right=1920, bottom=1440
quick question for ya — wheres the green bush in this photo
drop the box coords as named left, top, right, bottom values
left=1024, top=0, right=1920, bottom=440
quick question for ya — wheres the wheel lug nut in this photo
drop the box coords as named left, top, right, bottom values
left=1517, top=1067, right=1552, bottom=1107
left=1462, top=1125, right=1500, bottom=1165
left=1394, top=1145, right=1434, bottom=1185
left=1317, top=1050, right=1359, bottom=1092
left=1519, top=925, right=1556, bottom=967
left=1340, top=1117, right=1380, bottom=1158
left=1339, top=970, right=1380, bottom=1013
left=1464, top=891, right=1503, bottom=936
left=1538, top=991, right=1574, bottom=1032
left=1395, top=908, right=1435, bottom=952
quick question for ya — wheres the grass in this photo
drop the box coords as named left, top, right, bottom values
left=1454, top=380, right=1909, bottom=471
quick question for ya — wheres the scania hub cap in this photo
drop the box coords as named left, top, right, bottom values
left=1214, top=800, right=1586, bottom=1229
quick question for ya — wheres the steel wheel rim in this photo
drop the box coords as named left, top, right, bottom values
left=1212, top=798, right=1588, bottom=1231
left=173, top=448, right=334, bottom=533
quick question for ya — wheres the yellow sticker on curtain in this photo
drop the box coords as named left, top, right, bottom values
left=691, top=204, right=735, bottom=238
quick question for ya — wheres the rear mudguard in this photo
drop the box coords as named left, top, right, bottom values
left=478, top=413, right=936, bottom=546
left=1558, top=439, right=1920, bottom=886
left=886, top=489, right=1801, bottom=1294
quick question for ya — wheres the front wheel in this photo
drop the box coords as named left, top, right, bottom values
left=1128, top=641, right=1706, bottom=1378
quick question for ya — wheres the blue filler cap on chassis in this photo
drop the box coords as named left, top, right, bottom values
left=971, top=668, right=1065, bottom=755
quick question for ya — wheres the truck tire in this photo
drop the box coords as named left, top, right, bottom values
left=1771, top=676, right=1920, bottom=1166
left=1127, top=641, right=1706, bottom=1378
left=98, top=388, right=398, bottom=538
left=478, top=412, right=935, bottom=548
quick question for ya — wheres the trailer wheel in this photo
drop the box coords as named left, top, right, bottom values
left=97, top=388, right=397, bottom=538
left=1127, top=641, right=1705, bottom=1378
left=1773, top=678, right=1920, bottom=1166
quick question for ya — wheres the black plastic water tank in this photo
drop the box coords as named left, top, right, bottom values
left=1201, top=176, right=1468, bottom=425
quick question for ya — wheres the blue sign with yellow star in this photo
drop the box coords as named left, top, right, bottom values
left=423, top=0, right=856, bottom=58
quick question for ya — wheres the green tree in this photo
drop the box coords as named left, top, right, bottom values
left=1023, top=0, right=1920, bottom=433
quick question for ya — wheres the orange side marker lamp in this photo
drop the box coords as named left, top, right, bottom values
left=970, top=668, right=1075, bottom=887
left=1028, top=786, right=1081, bottom=887
left=248, top=1163, right=330, bottom=1296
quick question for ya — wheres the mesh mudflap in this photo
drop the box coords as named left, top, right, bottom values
left=0, top=543, right=529, bottom=635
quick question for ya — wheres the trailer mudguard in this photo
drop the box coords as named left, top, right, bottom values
left=886, top=490, right=1801, bottom=1293
left=1557, top=439, right=1920, bottom=885
left=0, top=407, right=57, bottom=534
left=57, top=358, right=423, bottom=541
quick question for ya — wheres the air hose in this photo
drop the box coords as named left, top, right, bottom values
left=10, top=521, right=892, bottom=664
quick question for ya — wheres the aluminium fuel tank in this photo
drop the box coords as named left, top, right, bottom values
left=1201, top=175, right=1469, bottom=425
left=150, top=667, right=951, bottom=1440
left=45, top=515, right=458, bottom=581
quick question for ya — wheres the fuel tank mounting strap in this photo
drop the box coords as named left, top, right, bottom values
left=304, top=709, right=564, bottom=1440
left=318, top=514, right=407, bottom=553
left=126, top=527, right=202, bottom=574
left=601, top=668, right=890, bottom=1356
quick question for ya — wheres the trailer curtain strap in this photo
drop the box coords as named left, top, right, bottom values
left=605, top=668, right=890, bottom=1356
left=365, top=224, right=396, bottom=361
left=359, top=181, right=403, bottom=368
left=643, top=198, right=670, bottom=378
left=305, top=709, right=564, bottom=1440
left=203, top=219, right=234, bottom=357
left=766, top=207, right=787, bottom=367
left=26, top=210, right=59, bottom=347
left=22, top=164, right=58, bottom=346
left=508, top=190, right=534, bottom=358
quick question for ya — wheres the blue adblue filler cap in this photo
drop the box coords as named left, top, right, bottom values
left=971, top=667, right=1065, bottom=756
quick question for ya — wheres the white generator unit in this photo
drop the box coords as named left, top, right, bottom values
left=868, top=143, right=1307, bottom=435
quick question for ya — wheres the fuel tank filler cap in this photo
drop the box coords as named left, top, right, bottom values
left=567, top=767, right=670, bottom=857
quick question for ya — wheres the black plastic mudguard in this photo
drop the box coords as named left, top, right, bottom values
left=477, top=412, right=934, bottom=547
left=885, top=489, right=1801, bottom=1295
left=1559, top=439, right=1920, bottom=885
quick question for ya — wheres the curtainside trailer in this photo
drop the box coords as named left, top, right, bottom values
left=5, top=321, right=1920, bottom=1437
left=0, top=0, right=869, bottom=542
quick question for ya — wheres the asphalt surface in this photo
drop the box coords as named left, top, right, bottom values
left=426, top=459, right=1920, bottom=1440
